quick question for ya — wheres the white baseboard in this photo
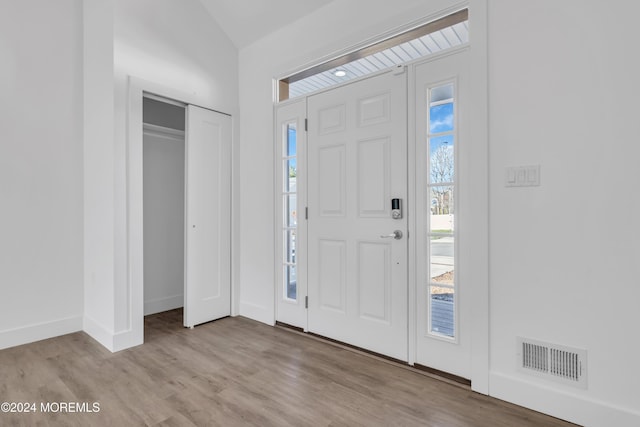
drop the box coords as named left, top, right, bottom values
left=239, top=301, right=273, bottom=325
left=0, top=315, right=83, bottom=350
left=490, top=372, right=640, bottom=427
left=144, top=294, right=183, bottom=316
left=83, top=315, right=144, bottom=353
left=83, top=315, right=115, bottom=351
left=112, top=327, right=143, bottom=352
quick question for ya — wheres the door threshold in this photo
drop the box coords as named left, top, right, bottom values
left=413, top=363, right=471, bottom=387
left=274, top=322, right=471, bottom=389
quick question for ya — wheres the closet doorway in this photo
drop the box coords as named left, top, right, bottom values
left=139, top=94, right=232, bottom=330
left=143, top=97, right=186, bottom=318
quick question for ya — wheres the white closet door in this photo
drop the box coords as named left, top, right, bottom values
left=184, top=105, right=231, bottom=327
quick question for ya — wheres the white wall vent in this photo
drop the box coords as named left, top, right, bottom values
left=517, top=337, right=587, bottom=389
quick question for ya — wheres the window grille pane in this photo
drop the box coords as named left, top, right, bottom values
left=429, top=101, right=454, bottom=133
left=430, top=236, right=454, bottom=285
left=285, top=265, right=297, bottom=300
left=285, top=124, right=297, bottom=156
left=430, top=287, right=454, bottom=337
left=429, top=135, right=454, bottom=184
left=284, top=230, right=296, bottom=264
left=284, top=159, right=297, bottom=192
left=429, top=185, right=454, bottom=221
left=284, top=194, right=297, bottom=227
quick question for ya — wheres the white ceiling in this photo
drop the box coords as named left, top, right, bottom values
left=198, top=0, right=335, bottom=48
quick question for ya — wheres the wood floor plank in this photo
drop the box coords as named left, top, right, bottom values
left=0, top=309, right=579, bottom=427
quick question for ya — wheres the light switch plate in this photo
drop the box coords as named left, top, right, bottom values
left=526, top=165, right=540, bottom=186
left=505, top=165, right=540, bottom=187
left=506, top=168, right=517, bottom=185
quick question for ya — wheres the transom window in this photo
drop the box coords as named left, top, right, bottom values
left=278, top=9, right=468, bottom=101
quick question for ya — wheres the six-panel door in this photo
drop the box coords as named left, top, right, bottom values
left=307, top=70, right=409, bottom=361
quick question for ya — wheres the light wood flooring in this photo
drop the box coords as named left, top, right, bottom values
left=0, top=309, right=579, bottom=426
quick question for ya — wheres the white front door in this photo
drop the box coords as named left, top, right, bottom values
left=307, top=70, right=408, bottom=361
left=184, top=105, right=232, bottom=327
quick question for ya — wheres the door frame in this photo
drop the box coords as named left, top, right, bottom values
left=272, top=0, right=488, bottom=393
left=127, top=76, right=235, bottom=345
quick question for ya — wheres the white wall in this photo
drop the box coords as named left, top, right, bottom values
left=238, top=0, right=462, bottom=324
left=0, top=0, right=84, bottom=348
left=488, top=2, right=640, bottom=425
left=239, top=0, right=640, bottom=425
left=83, top=0, right=117, bottom=349
left=83, top=0, right=240, bottom=350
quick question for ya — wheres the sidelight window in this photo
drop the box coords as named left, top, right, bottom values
left=427, top=82, right=456, bottom=338
left=282, top=123, right=298, bottom=301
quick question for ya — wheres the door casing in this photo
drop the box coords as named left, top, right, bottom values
left=127, top=77, right=234, bottom=346
left=274, top=46, right=482, bottom=379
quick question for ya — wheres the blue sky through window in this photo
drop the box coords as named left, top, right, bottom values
left=287, top=126, right=297, bottom=174
left=287, top=126, right=297, bottom=157
left=429, top=102, right=454, bottom=157
left=430, top=103, right=453, bottom=133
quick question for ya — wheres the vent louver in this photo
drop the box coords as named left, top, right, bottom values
left=517, top=337, right=587, bottom=389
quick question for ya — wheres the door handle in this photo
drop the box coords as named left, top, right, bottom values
left=380, top=230, right=403, bottom=240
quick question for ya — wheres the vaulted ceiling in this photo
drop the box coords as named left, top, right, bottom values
left=197, top=0, right=335, bottom=48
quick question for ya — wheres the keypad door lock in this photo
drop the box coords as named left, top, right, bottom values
left=391, top=198, right=402, bottom=219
